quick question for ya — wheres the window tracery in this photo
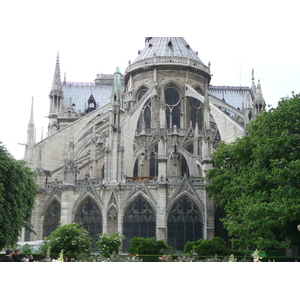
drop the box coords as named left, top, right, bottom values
left=123, top=196, right=156, bottom=252
left=43, top=200, right=61, bottom=238
left=165, top=85, right=181, bottom=128
left=74, top=198, right=102, bottom=248
left=137, top=88, right=151, bottom=129
left=167, top=197, right=203, bottom=251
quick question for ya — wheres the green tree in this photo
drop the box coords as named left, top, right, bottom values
left=129, top=237, right=172, bottom=255
left=43, top=223, right=92, bottom=255
left=96, top=232, right=125, bottom=257
left=0, top=143, right=37, bottom=249
left=184, top=237, right=232, bottom=256
left=206, top=93, right=300, bottom=250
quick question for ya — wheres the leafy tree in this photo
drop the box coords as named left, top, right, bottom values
left=206, top=93, right=300, bottom=250
left=0, top=143, right=37, bottom=249
left=96, top=232, right=125, bottom=257
left=129, top=237, right=172, bottom=255
left=43, top=223, right=92, bottom=255
left=184, top=237, right=232, bottom=256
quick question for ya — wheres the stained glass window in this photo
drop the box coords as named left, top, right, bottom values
left=168, top=198, right=203, bottom=251
left=43, top=200, right=61, bottom=238
left=123, top=197, right=156, bottom=252
left=165, top=86, right=181, bottom=128
left=74, top=198, right=102, bottom=248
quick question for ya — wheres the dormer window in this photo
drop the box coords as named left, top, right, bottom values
left=86, top=94, right=96, bottom=113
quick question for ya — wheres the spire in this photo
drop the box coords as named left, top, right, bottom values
left=49, top=52, right=63, bottom=115
left=253, top=79, right=266, bottom=116
left=29, top=97, right=35, bottom=126
left=52, top=52, right=62, bottom=91
left=24, top=97, right=36, bottom=165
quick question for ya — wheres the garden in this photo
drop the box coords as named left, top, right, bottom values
left=2, top=223, right=296, bottom=262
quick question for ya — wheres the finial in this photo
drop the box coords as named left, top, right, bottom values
left=252, top=69, right=255, bottom=81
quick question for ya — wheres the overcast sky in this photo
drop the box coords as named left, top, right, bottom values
left=1, top=0, right=299, bottom=160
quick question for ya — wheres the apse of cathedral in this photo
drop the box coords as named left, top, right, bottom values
left=23, top=37, right=265, bottom=251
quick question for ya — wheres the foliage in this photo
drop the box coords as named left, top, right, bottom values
left=184, top=237, right=232, bottom=256
left=129, top=237, right=172, bottom=255
left=76, top=252, right=143, bottom=262
left=43, top=223, right=92, bottom=255
left=96, top=232, right=125, bottom=257
left=0, top=143, right=38, bottom=249
left=20, top=243, right=35, bottom=254
left=37, top=239, right=50, bottom=254
left=206, top=92, right=300, bottom=250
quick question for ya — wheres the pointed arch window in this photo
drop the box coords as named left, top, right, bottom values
left=137, top=88, right=151, bottom=130
left=165, top=86, right=181, bottom=128
left=149, top=144, right=158, bottom=177
left=189, top=97, right=202, bottom=128
left=74, top=198, right=102, bottom=248
left=43, top=200, right=61, bottom=238
left=167, top=197, right=203, bottom=251
left=123, top=196, right=156, bottom=252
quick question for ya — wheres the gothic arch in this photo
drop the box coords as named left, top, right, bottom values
left=164, top=83, right=183, bottom=129
left=122, top=194, right=156, bottom=252
left=42, top=193, right=61, bottom=217
left=134, top=84, right=150, bottom=101
left=122, top=188, right=157, bottom=219
left=72, top=192, right=102, bottom=219
left=167, top=145, right=198, bottom=177
left=167, top=195, right=204, bottom=251
left=163, top=80, right=185, bottom=96
left=107, top=191, right=119, bottom=234
left=73, top=195, right=103, bottom=248
left=42, top=199, right=61, bottom=238
left=167, top=191, right=204, bottom=220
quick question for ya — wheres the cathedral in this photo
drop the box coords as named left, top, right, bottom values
left=23, top=37, right=265, bottom=251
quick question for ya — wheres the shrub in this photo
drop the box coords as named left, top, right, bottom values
left=184, top=237, right=231, bottom=256
left=20, top=243, right=35, bottom=254
left=129, top=237, right=172, bottom=255
left=43, top=223, right=92, bottom=255
left=96, top=232, right=125, bottom=257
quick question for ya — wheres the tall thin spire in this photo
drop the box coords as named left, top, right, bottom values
left=29, top=97, right=35, bottom=126
left=49, top=52, right=63, bottom=116
left=52, top=52, right=62, bottom=91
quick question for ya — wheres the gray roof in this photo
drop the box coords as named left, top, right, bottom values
left=133, top=37, right=203, bottom=63
left=62, top=82, right=113, bottom=113
left=208, top=86, right=252, bottom=109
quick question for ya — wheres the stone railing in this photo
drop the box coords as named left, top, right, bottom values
left=125, top=56, right=210, bottom=74
left=43, top=176, right=206, bottom=189
left=135, top=128, right=202, bottom=137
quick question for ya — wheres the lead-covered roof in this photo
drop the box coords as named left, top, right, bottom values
left=133, top=37, right=203, bottom=63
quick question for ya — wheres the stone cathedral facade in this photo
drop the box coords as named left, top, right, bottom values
left=23, top=37, right=265, bottom=251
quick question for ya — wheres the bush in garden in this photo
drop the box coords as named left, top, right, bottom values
left=96, top=232, right=125, bottom=257
left=184, top=237, right=231, bottom=256
left=129, top=237, right=172, bottom=255
left=43, top=223, right=92, bottom=255
left=20, top=243, right=35, bottom=253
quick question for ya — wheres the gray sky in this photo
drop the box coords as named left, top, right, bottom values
left=1, top=0, right=299, bottom=160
